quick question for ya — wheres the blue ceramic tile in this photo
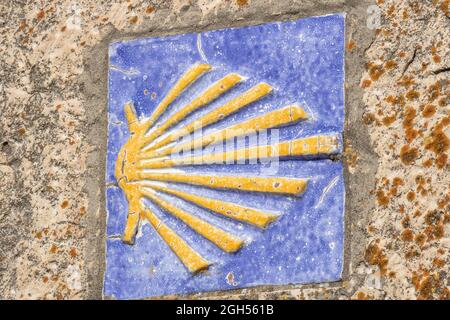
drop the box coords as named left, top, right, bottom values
left=105, top=13, right=345, bottom=299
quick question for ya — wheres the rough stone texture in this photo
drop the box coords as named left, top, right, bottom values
left=0, top=0, right=448, bottom=300
left=356, top=0, right=450, bottom=300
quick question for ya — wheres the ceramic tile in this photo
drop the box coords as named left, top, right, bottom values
left=105, top=13, right=345, bottom=299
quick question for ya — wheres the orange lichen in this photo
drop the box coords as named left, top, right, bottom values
left=61, top=200, right=69, bottom=209
left=441, top=0, right=449, bottom=15
left=398, top=76, right=415, bottom=88
left=415, top=274, right=437, bottom=300
left=413, top=209, right=422, bottom=218
left=433, top=257, right=445, bottom=268
left=356, top=292, right=368, bottom=300
left=421, top=62, right=429, bottom=71
left=432, top=55, right=442, bottom=63
left=362, top=112, right=376, bottom=125
left=435, top=154, right=448, bottom=169
left=407, top=190, right=416, bottom=202
left=424, top=120, right=449, bottom=155
left=393, top=177, right=404, bottom=186
left=428, top=81, right=441, bottom=102
left=423, top=211, right=444, bottom=241
left=425, top=210, right=442, bottom=226
left=365, top=243, right=389, bottom=275
left=146, top=5, right=155, bottom=14
left=403, top=106, right=416, bottom=126
left=402, top=9, right=409, bottom=19
left=400, top=145, right=418, bottom=165
left=406, top=90, right=420, bottom=101
left=388, top=186, right=398, bottom=197
left=385, top=95, right=397, bottom=105
left=50, top=244, right=58, bottom=254
left=431, top=45, right=438, bottom=55
left=423, top=158, right=433, bottom=167
left=401, top=229, right=414, bottom=242
left=129, top=16, right=138, bottom=24
left=361, top=79, right=372, bottom=88
left=385, top=60, right=397, bottom=69
left=422, top=104, right=436, bottom=118
left=439, top=288, right=450, bottom=300
left=427, top=226, right=444, bottom=241
left=438, top=97, right=447, bottom=107
left=387, top=4, right=396, bottom=16
left=37, top=10, right=45, bottom=20
left=236, top=0, right=249, bottom=6
left=408, top=1, right=420, bottom=13
left=415, top=175, right=426, bottom=186
left=401, top=215, right=410, bottom=228
left=347, top=40, right=356, bottom=52
left=376, top=190, right=389, bottom=206
left=415, top=233, right=426, bottom=246
left=368, top=63, right=385, bottom=81
left=382, top=115, right=396, bottom=126
left=345, top=145, right=358, bottom=169
left=69, top=247, right=77, bottom=258
left=406, top=249, right=420, bottom=260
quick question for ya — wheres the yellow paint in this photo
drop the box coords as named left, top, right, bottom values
left=138, top=172, right=307, bottom=196
left=141, top=73, right=243, bottom=148
left=138, top=135, right=338, bottom=170
left=115, top=101, right=216, bottom=272
left=142, top=83, right=272, bottom=154
left=142, top=208, right=210, bottom=273
left=291, top=135, right=339, bottom=154
left=117, top=174, right=212, bottom=272
left=141, top=188, right=244, bottom=252
left=139, top=105, right=308, bottom=160
left=118, top=179, right=141, bottom=244
left=115, top=102, right=151, bottom=182
left=142, top=63, right=211, bottom=132
left=138, top=182, right=278, bottom=228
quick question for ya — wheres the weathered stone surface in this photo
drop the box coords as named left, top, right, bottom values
left=0, top=0, right=448, bottom=300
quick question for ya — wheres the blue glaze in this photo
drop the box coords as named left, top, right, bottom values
left=105, top=14, right=345, bottom=299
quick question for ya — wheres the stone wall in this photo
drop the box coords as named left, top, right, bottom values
left=0, top=0, right=448, bottom=300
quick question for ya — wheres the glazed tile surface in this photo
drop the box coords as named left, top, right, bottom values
left=104, top=14, right=345, bottom=299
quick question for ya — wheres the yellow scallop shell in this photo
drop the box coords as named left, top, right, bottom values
left=115, top=63, right=339, bottom=273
